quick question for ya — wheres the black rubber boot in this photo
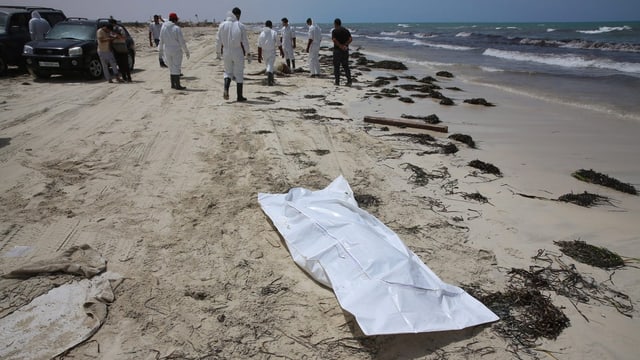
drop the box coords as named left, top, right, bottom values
left=237, top=83, right=247, bottom=102
left=267, top=72, right=274, bottom=86
left=160, top=58, right=167, bottom=68
left=170, top=75, right=176, bottom=89
left=173, top=75, right=186, bottom=90
left=223, top=77, right=231, bottom=100
left=286, top=59, right=291, bottom=70
left=291, top=60, right=295, bottom=70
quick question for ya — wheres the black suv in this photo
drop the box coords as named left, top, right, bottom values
left=22, top=18, right=135, bottom=79
left=0, top=5, right=66, bottom=75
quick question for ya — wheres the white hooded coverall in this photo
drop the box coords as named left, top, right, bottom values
left=216, top=13, right=250, bottom=83
left=258, top=27, right=278, bottom=73
left=158, top=21, right=189, bottom=76
left=280, top=25, right=295, bottom=60
left=28, top=11, right=50, bottom=41
left=307, top=24, right=322, bottom=75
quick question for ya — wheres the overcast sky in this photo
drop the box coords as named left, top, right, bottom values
left=6, top=0, right=639, bottom=23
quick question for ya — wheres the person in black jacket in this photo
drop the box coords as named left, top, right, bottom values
left=331, top=18, right=352, bottom=86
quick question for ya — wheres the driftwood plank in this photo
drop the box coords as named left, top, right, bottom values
left=364, top=116, right=448, bottom=133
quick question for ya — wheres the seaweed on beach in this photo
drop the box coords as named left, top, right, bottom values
left=554, top=240, right=625, bottom=269
left=464, top=247, right=633, bottom=356
left=401, top=113, right=441, bottom=124
left=386, top=132, right=436, bottom=145
left=438, top=142, right=459, bottom=154
left=461, top=191, right=489, bottom=204
left=466, top=285, right=569, bottom=349
left=401, top=163, right=450, bottom=186
left=448, top=133, right=476, bottom=148
left=354, top=193, right=381, bottom=208
left=468, top=160, right=502, bottom=176
left=464, top=98, right=496, bottom=107
left=572, top=169, right=637, bottom=195
left=557, top=191, right=612, bottom=207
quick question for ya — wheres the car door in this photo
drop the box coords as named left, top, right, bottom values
left=7, top=12, right=30, bottom=64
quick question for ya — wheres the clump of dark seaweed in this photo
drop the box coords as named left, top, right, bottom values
left=401, top=163, right=450, bottom=186
left=439, top=142, right=458, bottom=154
left=386, top=133, right=435, bottom=145
left=464, top=98, right=495, bottom=107
left=401, top=113, right=441, bottom=124
left=462, top=192, right=489, bottom=203
left=555, top=240, right=624, bottom=269
left=468, top=286, right=569, bottom=348
left=354, top=193, right=381, bottom=208
left=572, top=169, right=637, bottom=195
left=468, top=159, right=502, bottom=176
left=448, top=133, right=476, bottom=148
left=558, top=191, right=611, bottom=207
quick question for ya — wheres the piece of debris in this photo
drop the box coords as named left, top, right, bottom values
left=572, top=169, right=637, bottom=195
left=364, top=116, right=448, bottom=133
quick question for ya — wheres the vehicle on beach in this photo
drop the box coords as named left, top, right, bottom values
left=22, top=18, right=135, bottom=80
left=0, top=5, right=66, bottom=76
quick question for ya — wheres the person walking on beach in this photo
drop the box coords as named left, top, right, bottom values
left=305, top=18, right=322, bottom=77
left=96, top=23, right=123, bottom=83
left=149, top=15, right=167, bottom=67
left=158, top=12, right=190, bottom=90
left=279, top=17, right=296, bottom=71
left=109, top=18, right=132, bottom=82
left=331, top=18, right=352, bottom=86
left=216, top=7, right=250, bottom=101
left=28, top=11, right=50, bottom=40
left=258, top=20, right=279, bottom=86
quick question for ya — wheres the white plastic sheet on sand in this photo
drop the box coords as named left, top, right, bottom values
left=258, top=175, right=499, bottom=335
left=0, top=271, right=120, bottom=360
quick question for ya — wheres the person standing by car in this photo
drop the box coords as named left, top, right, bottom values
left=96, top=23, right=123, bottom=83
left=158, top=12, right=189, bottom=90
left=28, top=11, right=50, bottom=40
left=110, top=18, right=131, bottom=82
left=149, top=15, right=167, bottom=67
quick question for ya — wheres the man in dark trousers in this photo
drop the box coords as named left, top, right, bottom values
left=331, top=18, right=352, bottom=86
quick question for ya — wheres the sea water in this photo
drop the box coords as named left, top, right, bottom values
left=304, top=22, right=640, bottom=121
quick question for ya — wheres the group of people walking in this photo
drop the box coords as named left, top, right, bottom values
left=151, top=7, right=353, bottom=102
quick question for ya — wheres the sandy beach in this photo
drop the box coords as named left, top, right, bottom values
left=1, top=25, right=639, bottom=359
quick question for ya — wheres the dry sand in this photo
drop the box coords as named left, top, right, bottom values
left=1, top=25, right=639, bottom=359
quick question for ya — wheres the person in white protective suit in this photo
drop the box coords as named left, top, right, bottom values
left=216, top=7, right=250, bottom=102
left=158, top=12, right=190, bottom=90
left=279, top=17, right=296, bottom=70
left=257, top=20, right=279, bottom=86
left=305, top=18, right=322, bottom=77
left=28, top=11, right=50, bottom=41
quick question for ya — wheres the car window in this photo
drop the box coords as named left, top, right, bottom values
left=41, top=12, right=66, bottom=26
left=0, top=13, right=8, bottom=34
left=47, top=23, right=96, bottom=41
left=9, top=13, right=29, bottom=32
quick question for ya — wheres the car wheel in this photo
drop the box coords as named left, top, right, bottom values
left=87, top=56, right=103, bottom=79
left=0, top=54, right=7, bottom=76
